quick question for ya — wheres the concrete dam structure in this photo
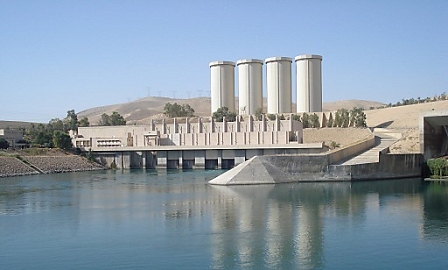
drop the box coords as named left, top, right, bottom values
left=209, top=131, right=423, bottom=185
left=72, top=116, right=332, bottom=170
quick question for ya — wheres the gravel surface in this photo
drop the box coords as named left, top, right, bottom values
left=23, top=156, right=104, bottom=174
left=0, top=154, right=104, bottom=177
left=0, top=156, right=39, bottom=177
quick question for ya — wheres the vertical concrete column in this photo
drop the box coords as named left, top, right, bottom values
left=173, top=118, right=178, bottom=133
left=236, top=116, right=240, bottom=132
left=289, top=115, right=293, bottom=131
left=151, top=119, right=155, bottom=131
left=249, top=115, right=254, bottom=132
left=186, top=118, right=190, bottom=133
left=223, top=117, right=227, bottom=133
left=262, top=114, right=266, bottom=132
left=162, top=119, right=167, bottom=134
left=198, top=117, right=203, bottom=133
left=275, top=115, right=280, bottom=131
left=211, top=117, right=215, bottom=133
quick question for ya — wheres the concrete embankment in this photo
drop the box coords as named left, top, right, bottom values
left=0, top=155, right=105, bottom=177
left=209, top=152, right=423, bottom=185
left=209, top=134, right=423, bottom=185
left=0, top=156, right=39, bottom=177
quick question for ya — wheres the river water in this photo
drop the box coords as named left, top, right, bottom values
left=1, top=170, right=448, bottom=269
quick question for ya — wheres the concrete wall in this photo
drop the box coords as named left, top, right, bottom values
left=90, top=143, right=326, bottom=170
left=328, top=135, right=376, bottom=164
left=75, top=118, right=303, bottom=150
left=209, top=152, right=423, bottom=185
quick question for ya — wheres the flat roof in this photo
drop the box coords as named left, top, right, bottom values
left=265, top=57, right=292, bottom=63
left=295, top=54, right=323, bottom=61
left=236, top=59, right=264, bottom=65
left=209, top=61, right=236, bottom=67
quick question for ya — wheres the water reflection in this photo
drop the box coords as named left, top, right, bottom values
left=209, top=179, right=426, bottom=269
left=423, top=181, right=448, bottom=242
left=2, top=171, right=448, bottom=269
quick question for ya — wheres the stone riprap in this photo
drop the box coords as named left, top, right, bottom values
left=0, top=156, right=39, bottom=177
left=22, top=156, right=104, bottom=174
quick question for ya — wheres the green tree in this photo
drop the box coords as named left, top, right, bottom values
left=53, top=130, right=72, bottom=150
left=212, top=107, right=237, bottom=122
left=49, top=118, right=64, bottom=132
left=427, top=158, right=447, bottom=178
left=334, top=109, right=350, bottom=127
left=326, top=117, right=334, bottom=127
left=29, top=123, right=53, bottom=146
left=302, top=113, right=309, bottom=128
left=0, top=138, right=9, bottom=149
left=78, top=117, right=90, bottom=127
left=350, top=107, right=367, bottom=128
left=98, top=113, right=111, bottom=126
left=291, top=114, right=301, bottom=121
left=163, top=103, right=195, bottom=118
left=64, top=109, right=78, bottom=131
left=110, top=111, right=126, bottom=125
left=97, top=112, right=125, bottom=126
left=255, top=108, right=264, bottom=120
left=309, top=114, right=320, bottom=128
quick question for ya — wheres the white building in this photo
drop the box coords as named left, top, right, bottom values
left=0, top=129, right=24, bottom=149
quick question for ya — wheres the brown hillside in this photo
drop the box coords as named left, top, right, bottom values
left=77, top=97, right=385, bottom=125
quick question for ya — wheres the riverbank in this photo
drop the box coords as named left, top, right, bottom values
left=0, top=149, right=105, bottom=178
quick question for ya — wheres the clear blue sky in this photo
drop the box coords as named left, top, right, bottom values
left=1, top=0, right=447, bottom=122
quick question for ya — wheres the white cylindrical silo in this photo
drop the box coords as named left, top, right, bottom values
left=265, top=57, right=292, bottom=114
left=295, top=54, right=323, bottom=113
left=209, top=61, right=236, bottom=114
left=236, top=59, right=263, bottom=116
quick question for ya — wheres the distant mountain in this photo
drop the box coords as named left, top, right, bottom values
left=4, top=98, right=447, bottom=132
left=77, top=97, right=386, bottom=125
left=0, top=120, right=36, bottom=129
left=323, top=100, right=385, bottom=112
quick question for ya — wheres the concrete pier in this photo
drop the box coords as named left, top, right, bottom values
left=91, top=143, right=324, bottom=170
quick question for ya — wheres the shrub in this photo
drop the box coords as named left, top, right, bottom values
left=427, top=158, right=447, bottom=178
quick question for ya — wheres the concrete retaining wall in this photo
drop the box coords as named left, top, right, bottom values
left=328, top=135, right=376, bottom=164
left=209, top=152, right=423, bottom=185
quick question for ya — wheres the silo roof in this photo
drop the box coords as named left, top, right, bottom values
left=294, top=54, right=323, bottom=61
left=236, top=59, right=264, bottom=65
left=265, top=57, right=293, bottom=63
left=209, top=61, right=236, bottom=67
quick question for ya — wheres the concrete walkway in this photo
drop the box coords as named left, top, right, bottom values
left=337, top=132, right=399, bottom=165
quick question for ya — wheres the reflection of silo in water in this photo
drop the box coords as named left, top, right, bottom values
left=295, top=54, right=323, bottom=113
left=237, top=59, right=263, bottom=115
left=265, top=57, right=292, bottom=114
left=210, top=61, right=236, bottom=114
